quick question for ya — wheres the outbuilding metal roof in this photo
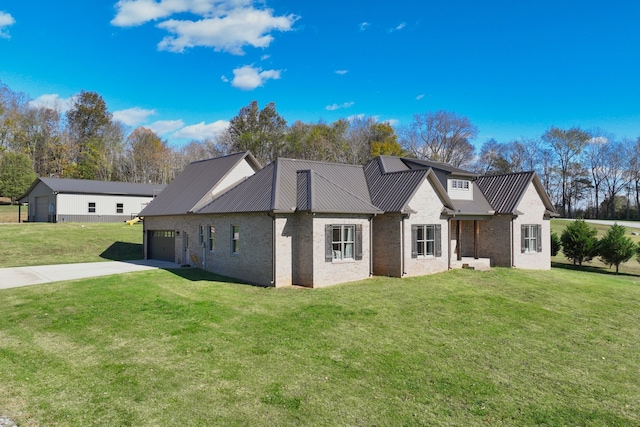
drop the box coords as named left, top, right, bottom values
left=139, top=151, right=260, bottom=216
left=18, top=177, right=166, bottom=201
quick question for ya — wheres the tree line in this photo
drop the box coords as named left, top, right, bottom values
left=1, top=80, right=640, bottom=220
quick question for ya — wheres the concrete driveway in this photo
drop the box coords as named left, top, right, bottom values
left=0, top=260, right=181, bottom=290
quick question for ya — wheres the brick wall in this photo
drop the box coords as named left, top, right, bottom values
left=512, top=182, right=552, bottom=270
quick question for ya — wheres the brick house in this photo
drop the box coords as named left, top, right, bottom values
left=140, top=151, right=556, bottom=287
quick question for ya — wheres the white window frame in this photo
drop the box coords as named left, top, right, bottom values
left=415, top=225, right=435, bottom=257
left=116, top=203, right=124, bottom=214
left=207, top=226, right=215, bottom=252
left=331, top=225, right=355, bottom=260
left=451, top=179, right=470, bottom=190
left=231, top=225, right=240, bottom=254
left=88, top=202, right=96, bottom=213
left=523, top=224, right=539, bottom=253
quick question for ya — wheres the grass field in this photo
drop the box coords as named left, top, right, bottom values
left=1, top=220, right=640, bottom=425
left=0, top=222, right=143, bottom=267
left=1, top=267, right=639, bottom=426
left=0, top=204, right=27, bottom=223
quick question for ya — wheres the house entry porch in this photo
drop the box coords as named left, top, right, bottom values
left=450, top=219, right=491, bottom=271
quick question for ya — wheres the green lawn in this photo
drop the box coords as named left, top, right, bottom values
left=0, top=222, right=143, bottom=267
left=1, top=267, right=639, bottom=426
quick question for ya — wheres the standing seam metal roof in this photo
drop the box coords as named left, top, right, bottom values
left=18, top=177, right=165, bottom=201
left=475, top=172, right=535, bottom=214
left=139, top=151, right=259, bottom=216
left=198, top=158, right=381, bottom=214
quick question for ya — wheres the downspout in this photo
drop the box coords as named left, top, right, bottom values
left=369, top=215, right=374, bottom=277
left=401, top=215, right=406, bottom=277
left=447, top=218, right=452, bottom=270
left=510, top=216, right=515, bottom=267
left=269, top=213, right=276, bottom=286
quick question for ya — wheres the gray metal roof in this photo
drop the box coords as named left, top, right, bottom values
left=402, top=157, right=478, bottom=177
left=199, top=158, right=382, bottom=214
left=365, top=157, right=431, bottom=212
left=140, top=151, right=260, bottom=216
left=475, top=171, right=557, bottom=215
left=18, top=177, right=166, bottom=201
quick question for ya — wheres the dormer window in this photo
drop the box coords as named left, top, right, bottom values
left=451, top=179, right=470, bottom=190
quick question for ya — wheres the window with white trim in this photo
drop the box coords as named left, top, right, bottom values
left=88, top=202, right=96, bottom=213
left=411, top=224, right=442, bottom=258
left=231, top=225, right=240, bottom=254
left=325, top=224, right=363, bottom=261
left=522, top=224, right=542, bottom=253
left=451, top=179, right=470, bottom=190
left=207, top=226, right=215, bottom=252
left=116, top=203, right=124, bottom=214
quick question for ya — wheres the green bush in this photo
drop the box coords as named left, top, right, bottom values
left=550, top=232, right=562, bottom=257
left=598, top=223, right=637, bottom=274
left=560, top=219, right=598, bottom=266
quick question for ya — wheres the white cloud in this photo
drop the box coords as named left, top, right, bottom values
left=416, top=94, right=425, bottom=100
left=172, top=120, right=229, bottom=139
left=220, top=75, right=230, bottom=82
left=148, top=119, right=185, bottom=135
left=113, top=1, right=297, bottom=55
left=359, top=22, right=370, bottom=31
left=28, top=94, right=73, bottom=112
left=335, top=70, right=348, bottom=75
left=326, top=101, right=354, bottom=111
left=385, top=119, right=400, bottom=127
left=113, top=107, right=156, bottom=126
left=388, top=22, right=406, bottom=33
left=0, top=11, right=15, bottom=38
left=230, top=65, right=281, bottom=90
left=157, top=8, right=296, bottom=54
left=112, top=0, right=253, bottom=27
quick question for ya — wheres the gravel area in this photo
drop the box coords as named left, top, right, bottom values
left=0, top=415, right=16, bottom=427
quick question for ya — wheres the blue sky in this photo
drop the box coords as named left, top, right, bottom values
left=1, top=0, right=639, bottom=148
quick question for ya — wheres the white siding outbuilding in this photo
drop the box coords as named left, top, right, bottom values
left=17, top=178, right=166, bottom=223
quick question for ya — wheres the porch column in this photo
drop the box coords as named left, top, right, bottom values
left=456, top=220, right=462, bottom=261
left=474, top=220, right=479, bottom=259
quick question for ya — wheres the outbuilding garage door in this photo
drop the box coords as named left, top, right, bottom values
left=35, top=196, right=48, bottom=222
left=148, top=230, right=175, bottom=262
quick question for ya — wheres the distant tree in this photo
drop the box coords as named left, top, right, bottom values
left=598, top=223, right=636, bottom=274
left=600, top=138, right=631, bottom=218
left=0, top=152, right=36, bottom=202
left=542, top=126, right=590, bottom=217
left=66, top=90, right=113, bottom=179
left=284, top=120, right=347, bottom=163
left=369, top=122, right=403, bottom=158
left=628, top=138, right=640, bottom=219
left=475, top=139, right=511, bottom=174
left=400, top=110, right=477, bottom=168
left=560, top=219, right=599, bottom=266
left=123, top=127, right=170, bottom=183
left=227, top=100, right=287, bottom=164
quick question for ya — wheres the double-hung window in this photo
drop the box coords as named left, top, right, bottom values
left=522, top=224, right=542, bottom=253
left=332, top=225, right=354, bottom=260
left=231, top=225, right=240, bottom=254
left=325, top=224, right=363, bottom=261
left=207, top=226, right=215, bottom=251
left=411, top=224, right=442, bottom=258
left=116, top=203, right=124, bottom=214
left=198, top=225, right=204, bottom=245
left=88, top=202, right=96, bottom=213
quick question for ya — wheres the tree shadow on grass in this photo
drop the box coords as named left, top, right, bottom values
left=100, top=242, right=143, bottom=261
left=551, top=261, right=640, bottom=278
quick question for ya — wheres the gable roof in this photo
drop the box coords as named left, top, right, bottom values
left=365, top=157, right=454, bottom=213
left=18, top=177, right=166, bottom=201
left=475, top=171, right=557, bottom=216
left=139, top=151, right=260, bottom=216
left=198, top=158, right=382, bottom=215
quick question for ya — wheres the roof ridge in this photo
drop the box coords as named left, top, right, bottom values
left=478, top=170, right=534, bottom=179
left=278, top=157, right=364, bottom=169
